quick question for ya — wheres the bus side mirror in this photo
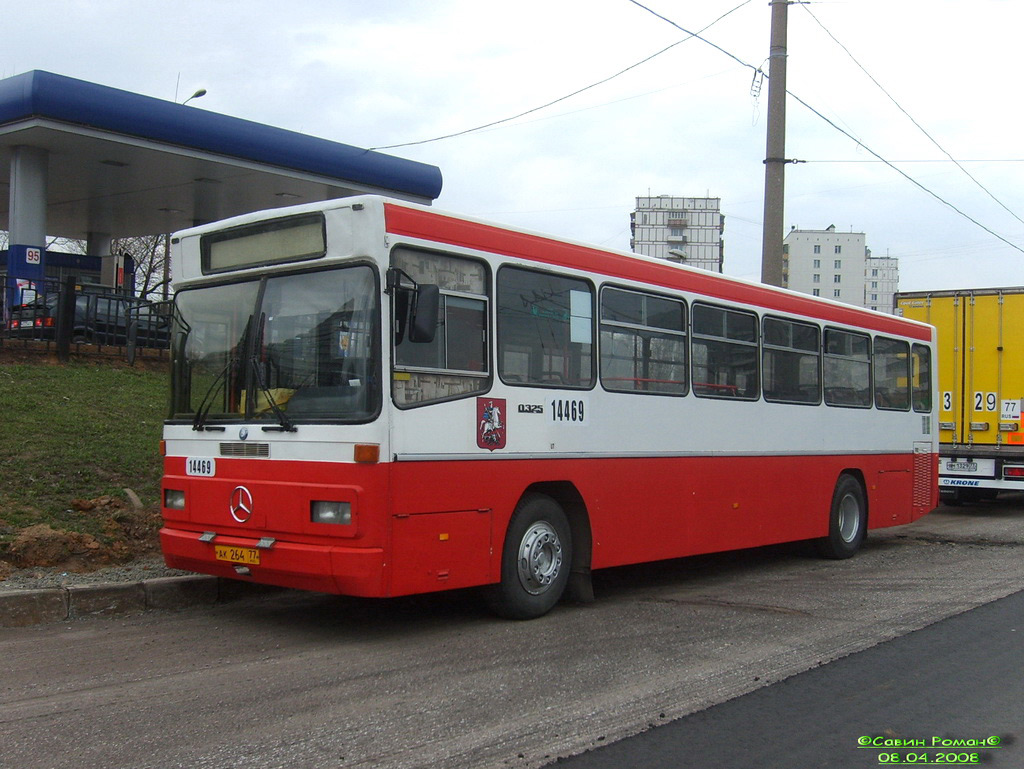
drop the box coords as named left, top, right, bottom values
left=386, top=267, right=438, bottom=345
left=408, top=284, right=439, bottom=344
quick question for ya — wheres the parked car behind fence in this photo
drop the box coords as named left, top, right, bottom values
left=2, top=279, right=168, bottom=349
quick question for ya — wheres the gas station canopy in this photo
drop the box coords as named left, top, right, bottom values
left=0, top=70, right=442, bottom=240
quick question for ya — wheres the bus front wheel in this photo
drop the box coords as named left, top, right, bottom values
left=815, top=474, right=866, bottom=560
left=488, top=493, right=572, bottom=620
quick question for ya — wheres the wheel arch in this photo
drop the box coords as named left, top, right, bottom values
left=815, top=469, right=869, bottom=559
left=837, top=467, right=869, bottom=521
left=519, top=481, right=594, bottom=602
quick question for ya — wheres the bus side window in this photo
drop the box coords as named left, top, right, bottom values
left=691, top=303, right=759, bottom=400
left=391, top=248, right=491, bottom=408
left=911, top=344, right=932, bottom=413
left=874, top=336, right=911, bottom=411
left=497, top=267, right=594, bottom=389
left=823, top=329, right=871, bottom=408
left=762, top=316, right=821, bottom=405
left=600, top=286, right=687, bottom=395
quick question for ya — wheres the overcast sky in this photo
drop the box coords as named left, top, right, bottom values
left=4, top=0, right=1023, bottom=291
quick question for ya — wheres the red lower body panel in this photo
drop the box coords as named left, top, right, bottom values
left=160, top=452, right=937, bottom=599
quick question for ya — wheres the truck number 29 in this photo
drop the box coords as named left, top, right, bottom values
left=974, top=392, right=997, bottom=411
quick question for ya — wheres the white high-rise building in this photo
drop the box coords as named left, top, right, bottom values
left=864, top=255, right=899, bottom=313
left=783, top=225, right=898, bottom=313
left=630, top=196, right=724, bottom=272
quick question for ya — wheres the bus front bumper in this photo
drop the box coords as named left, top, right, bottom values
left=160, top=527, right=386, bottom=596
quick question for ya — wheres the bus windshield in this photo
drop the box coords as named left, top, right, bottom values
left=170, top=265, right=379, bottom=424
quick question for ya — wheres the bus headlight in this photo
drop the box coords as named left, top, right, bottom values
left=311, top=501, right=352, bottom=525
left=164, top=489, right=186, bottom=510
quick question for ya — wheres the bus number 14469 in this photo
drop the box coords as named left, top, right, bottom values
left=550, top=398, right=587, bottom=424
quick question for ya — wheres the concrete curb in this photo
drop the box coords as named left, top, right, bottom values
left=0, top=575, right=280, bottom=628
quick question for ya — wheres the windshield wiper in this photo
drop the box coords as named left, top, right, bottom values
left=250, top=356, right=297, bottom=433
left=191, top=359, right=234, bottom=431
left=192, top=315, right=254, bottom=431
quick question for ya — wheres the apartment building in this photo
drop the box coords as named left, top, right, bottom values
left=783, top=225, right=898, bottom=313
left=630, top=196, right=724, bottom=273
left=864, top=255, right=899, bottom=313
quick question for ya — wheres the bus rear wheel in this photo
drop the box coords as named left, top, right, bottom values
left=488, top=493, right=572, bottom=620
left=815, top=474, right=866, bottom=560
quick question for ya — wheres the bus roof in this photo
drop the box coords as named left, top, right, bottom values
left=384, top=200, right=933, bottom=342
left=172, top=195, right=932, bottom=342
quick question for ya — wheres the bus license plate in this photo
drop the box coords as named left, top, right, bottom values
left=214, top=545, right=260, bottom=565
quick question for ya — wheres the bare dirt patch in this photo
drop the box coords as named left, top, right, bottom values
left=1, top=496, right=161, bottom=578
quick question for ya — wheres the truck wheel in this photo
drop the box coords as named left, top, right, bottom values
left=815, top=474, right=866, bottom=560
left=487, top=493, right=572, bottom=620
left=941, top=490, right=964, bottom=507
left=945, top=488, right=993, bottom=506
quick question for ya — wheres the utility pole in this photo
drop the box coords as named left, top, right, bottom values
left=761, top=0, right=789, bottom=287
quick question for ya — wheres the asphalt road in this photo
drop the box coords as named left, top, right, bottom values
left=547, top=588, right=1024, bottom=769
left=1, top=497, right=1022, bottom=769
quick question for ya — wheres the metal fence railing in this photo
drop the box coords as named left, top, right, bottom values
left=1, top=275, right=169, bottom=356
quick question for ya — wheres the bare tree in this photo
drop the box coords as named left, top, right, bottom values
left=48, top=236, right=87, bottom=254
left=113, top=234, right=171, bottom=300
left=2, top=231, right=171, bottom=298
left=0, top=231, right=86, bottom=254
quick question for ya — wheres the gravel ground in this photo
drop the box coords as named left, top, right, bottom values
left=0, top=554, right=190, bottom=591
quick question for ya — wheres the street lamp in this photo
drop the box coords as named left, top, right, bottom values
left=182, top=88, right=207, bottom=106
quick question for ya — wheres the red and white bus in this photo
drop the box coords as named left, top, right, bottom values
left=160, top=196, right=938, bottom=618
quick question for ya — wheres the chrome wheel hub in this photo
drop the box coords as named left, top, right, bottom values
left=517, top=522, right=563, bottom=595
left=837, top=494, right=860, bottom=543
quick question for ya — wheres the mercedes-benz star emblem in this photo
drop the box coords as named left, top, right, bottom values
left=239, top=427, right=249, bottom=440
left=229, top=485, right=253, bottom=523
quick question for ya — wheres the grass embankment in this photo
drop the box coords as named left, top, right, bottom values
left=0, top=361, right=166, bottom=553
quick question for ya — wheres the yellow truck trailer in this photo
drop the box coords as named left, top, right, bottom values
left=896, top=288, right=1024, bottom=503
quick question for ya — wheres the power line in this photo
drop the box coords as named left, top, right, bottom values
left=370, top=1, right=1024, bottom=258
left=626, top=0, right=756, bottom=73
left=807, top=159, right=1024, bottom=164
left=784, top=89, right=1024, bottom=255
left=628, top=0, right=1024, bottom=256
left=368, top=0, right=753, bottom=151
left=800, top=4, right=1024, bottom=228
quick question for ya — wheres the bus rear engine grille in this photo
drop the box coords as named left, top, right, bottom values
left=219, top=442, right=270, bottom=458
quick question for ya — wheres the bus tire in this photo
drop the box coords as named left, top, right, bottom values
left=815, top=474, right=866, bottom=560
left=488, top=493, right=572, bottom=620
